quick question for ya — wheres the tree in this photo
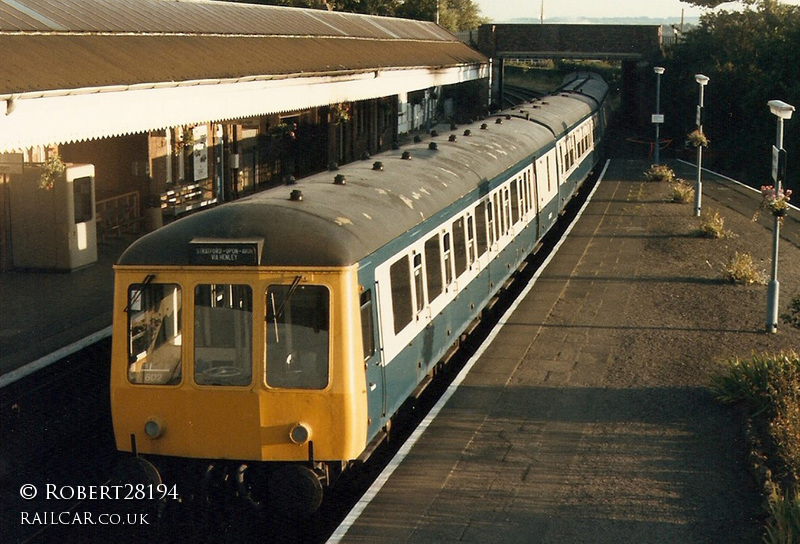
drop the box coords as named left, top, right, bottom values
left=664, top=1, right=800, bottom=185
left=217, top=0, right=488, bottom=30
left=395, top=0, right=489, bottom=31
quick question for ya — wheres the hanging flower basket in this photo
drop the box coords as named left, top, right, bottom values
left=687, top=129, right=709, bottom=148
left=331, top=103, right=351, bottom=124
left=38, top=155, right=65, bottom=191
left=753, top=185, right=791, bottom=222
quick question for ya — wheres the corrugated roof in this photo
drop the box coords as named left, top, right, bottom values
left=0, top=34, right=486, bottom=95
left=0, top=0, right=454, bottom=40
left=0, top=0, right=489, bottom=150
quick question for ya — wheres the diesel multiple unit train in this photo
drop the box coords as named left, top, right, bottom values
left=110, top=73, right=609, bottom=512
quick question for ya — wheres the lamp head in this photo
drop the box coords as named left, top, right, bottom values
left=654, top=66, right=665, bottom=75
left=695, top=74, right=710, bottom=86
left=768, top=100, right=795, bottom=120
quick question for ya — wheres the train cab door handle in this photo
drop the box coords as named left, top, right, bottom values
left=369, top=382, right=377, bottom=391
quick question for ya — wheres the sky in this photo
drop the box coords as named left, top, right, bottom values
left=474, top=0, right=800, bottom=22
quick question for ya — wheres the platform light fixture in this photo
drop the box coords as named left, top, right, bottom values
left=693, top=74, right=709, bottom=217
left=766, top=99, right=795, bottom=333
left=653, top=67, right=665, bottom=165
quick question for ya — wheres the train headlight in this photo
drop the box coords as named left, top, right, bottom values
left=144, top=417, right=165, bottom=439
left=289, top=422, right=311, bottom=445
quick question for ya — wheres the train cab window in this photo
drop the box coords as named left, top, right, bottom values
left=127, top=282, right=182, bottom=385
left=425, top=235, right=443, bottom=302
left=360, top=290, right=375, bottom=361
left=389, top=256, right=413, bottom=334
left=194, top=284, right=252, bottom=386
left=413, top=253, right=425, bottom=313
left=452, top=217, right=467, bottom=277
left=266, top=284, right=330, bottom=389
left=475, top=202, right=488, bottom=256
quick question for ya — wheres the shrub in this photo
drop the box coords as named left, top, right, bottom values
left=670, top=179, right=695, bottom=203
left=699, top=209, right=729, bottom=239
left=764, top=491, right=800, bottom=544
left=713, top=353, right=800, bottom=544
left=644, top=164, right=675, bottom=182
left=723, top=252, right=766, bottom=285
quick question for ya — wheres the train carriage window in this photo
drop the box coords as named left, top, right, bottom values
left=466, top=214, right=476, bottom=265
left=475, top=201, right=489, bottom=257
left=528, top=172, right=535, bottom=210
left=453, top=217, right=467, bottom=277
left=413, top=253, right=425, bottom=313
left=266, top=284, right=330, bottom=389
left=194, top=284, right=252, bottom=386
left=442, top=233, right=453, bottom=286
left=486, top=201, right=496, bottom=246
left=502, top=188, right=511, bottom=234
left=360, top=290, right=375, bottom=361
left=389, top=256, right=413, bottom=334
left=127, top=283, right=182, bottom=385
left=425, top=235, right=443, bottom=302
left=511, top=180, right=520, bottom=225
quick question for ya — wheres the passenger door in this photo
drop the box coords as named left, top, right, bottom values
left=358, top=270, right=386, bottom=442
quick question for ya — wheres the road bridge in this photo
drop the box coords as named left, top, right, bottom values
left=476, top=24, right=664, bottom=118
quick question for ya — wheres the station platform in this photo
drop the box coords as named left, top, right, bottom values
left=0, top=233, right=131, bottom=386
left=330, top=159, right=800, bottom=544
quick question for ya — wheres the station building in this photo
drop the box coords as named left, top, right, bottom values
left=0, top=0, right=489, bottom=272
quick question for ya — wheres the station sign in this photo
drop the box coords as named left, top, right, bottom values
left=651, top=114, right=664, bottom=124
left=0, top=153, right=23, bottom=175
left=189, top=238, right=264, bottom=266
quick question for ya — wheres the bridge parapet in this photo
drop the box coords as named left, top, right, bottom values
left=477, top=24, right=663, bottom=61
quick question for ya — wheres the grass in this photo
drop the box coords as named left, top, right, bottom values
left=713, top=352, right=800, bottom=543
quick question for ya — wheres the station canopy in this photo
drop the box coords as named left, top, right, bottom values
left=0, top=0, right=488, bottom=152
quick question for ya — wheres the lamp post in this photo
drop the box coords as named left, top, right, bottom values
left=693, top=74, right=709, bottom=217
left=653, top=67, right=665, bottom=165
left=766, top=99, right=795, bottom=334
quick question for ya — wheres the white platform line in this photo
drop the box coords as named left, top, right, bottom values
left=0, top=326, right=112, bottom=389
left=326, top=159, right=611, bottom=543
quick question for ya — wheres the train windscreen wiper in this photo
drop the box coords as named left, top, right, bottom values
left=124, top=274, right=156, bottom=313
left=268, top=275, right=302, bottom=343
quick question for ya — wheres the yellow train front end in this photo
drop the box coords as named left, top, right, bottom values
left=110, top=261, right=368, bottom=511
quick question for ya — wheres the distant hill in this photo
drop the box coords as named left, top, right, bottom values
left=503, top=16, right=700, bottom=26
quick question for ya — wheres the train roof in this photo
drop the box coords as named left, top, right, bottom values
left=117, top=74, right=608, bottom=269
